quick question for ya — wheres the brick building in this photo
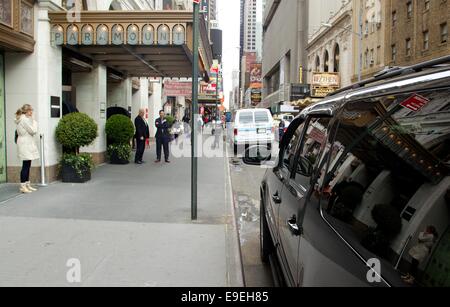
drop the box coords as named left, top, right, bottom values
left=385, top=0, right=450, bottom=67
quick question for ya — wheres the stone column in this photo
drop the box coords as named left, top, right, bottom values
left=72, top=64, right=107, bottom=165
left=5, top=2, right=63, bottom=183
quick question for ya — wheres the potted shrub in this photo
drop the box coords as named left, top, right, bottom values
left=105, top=115, right=134, bottom=165
left=55, top=112, right=98, bottom=183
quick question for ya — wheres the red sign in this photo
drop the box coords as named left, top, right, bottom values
left=400, top=94, right=430, bottom=112
left=163, top=81, right=192, bottom=97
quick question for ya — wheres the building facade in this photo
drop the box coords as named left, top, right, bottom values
left=351, top=0, right=386, bottom=81
left=307, top=0, right=354, bottom=88
left=385, top=0, right=450, bottom=67
left=261, top=0, right=309, bottom=110
left=0, top=0, right=212, bottom=184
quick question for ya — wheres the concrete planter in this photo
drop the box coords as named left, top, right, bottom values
left=61, top=163, right=91, bottom=183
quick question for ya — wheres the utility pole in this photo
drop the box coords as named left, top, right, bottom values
left=191, top=0, right=200, bottom=221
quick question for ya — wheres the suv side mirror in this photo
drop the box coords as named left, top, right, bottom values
left=297, top=156, right=313, bottom=177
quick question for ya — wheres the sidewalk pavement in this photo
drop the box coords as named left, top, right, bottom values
left=0, top=138, right=244, bottom=287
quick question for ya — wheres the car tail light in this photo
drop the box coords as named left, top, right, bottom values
left=234, top=129, right=238, bottom=136
left=284, top=128, right=287, bottom=133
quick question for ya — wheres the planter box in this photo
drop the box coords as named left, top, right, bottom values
left=109, top=151, right=130, bottom=165
left=61, top=163, right=91, bottom=183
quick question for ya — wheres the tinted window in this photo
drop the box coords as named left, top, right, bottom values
left=320, top=89, right=450, bottom=287
left=255, top=111, right=269, bottom=123
left=280, top=122, right=305, bottom=173
left=238, top=112, right=253, bottom=124
left=293, top=118, right=331, bottom=189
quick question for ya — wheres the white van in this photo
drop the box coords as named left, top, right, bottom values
left=231, top=109, right=274, bottom=155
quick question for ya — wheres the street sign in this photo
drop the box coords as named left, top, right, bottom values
left=400, top=94, right=430, bottom=112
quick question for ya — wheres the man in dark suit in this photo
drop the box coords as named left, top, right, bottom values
left=134, top=108, right=150, bottom=164
left=155, top=110, right=171, bottom=163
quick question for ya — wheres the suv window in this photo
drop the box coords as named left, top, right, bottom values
left=320, top=89, right=450, bottom=286
left=293, top=118, right=331, bottom=190
left=238, top=112, right=253, bottom=124
left=280, top=122, right=305, bottom=174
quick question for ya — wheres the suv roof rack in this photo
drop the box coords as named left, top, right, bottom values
left=329, top=55, right=450, bottom=97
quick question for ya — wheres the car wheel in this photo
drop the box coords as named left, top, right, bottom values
left=260, top=198, right=274, bottom=263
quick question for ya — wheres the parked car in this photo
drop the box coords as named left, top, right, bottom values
left=231, top=108, right=275, bottom=155
left=260, top=56, right=450, bottom=287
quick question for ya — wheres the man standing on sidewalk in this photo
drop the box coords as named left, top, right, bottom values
left=155, top=110, right=171, bottom=163
left=134, top=108, right=150, bottom=164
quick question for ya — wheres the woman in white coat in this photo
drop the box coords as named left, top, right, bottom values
left=15, top=104, right=40, bottom=193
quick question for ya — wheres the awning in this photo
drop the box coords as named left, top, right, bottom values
left=49, top=11, right=213, bottom=78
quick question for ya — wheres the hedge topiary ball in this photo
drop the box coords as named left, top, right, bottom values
left=105, top=115, right=135, bottom=145
left=56, top=112, right=98, bottom=150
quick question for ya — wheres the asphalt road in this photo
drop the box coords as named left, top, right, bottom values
left=229, top=156, right=274, bottom=287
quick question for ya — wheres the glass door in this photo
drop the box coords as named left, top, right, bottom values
left=0, top=53, right=6, bottom=183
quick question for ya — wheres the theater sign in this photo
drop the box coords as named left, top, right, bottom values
left=311, top=72, right=340, bottom=98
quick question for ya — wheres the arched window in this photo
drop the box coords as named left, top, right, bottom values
left=324, top=50, right=330, bottom=72
left=334, top=44, right=340, bottom=73
left=315, top=55, right=321, bottom=72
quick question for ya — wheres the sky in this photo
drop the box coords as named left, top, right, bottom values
left=217, top=0, right=241, bottom=109
left=217, top=0, right=264, bottom=109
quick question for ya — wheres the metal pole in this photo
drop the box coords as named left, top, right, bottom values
left=358, top=0, right=363, bottom=82
left=39, top=134, right=47, bottom=187
left=191, top=1, right=200, bottom=221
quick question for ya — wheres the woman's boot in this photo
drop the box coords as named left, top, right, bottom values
left=20, top=183, right=32, bottom=194
left=26, top=182, right=37, bottom=192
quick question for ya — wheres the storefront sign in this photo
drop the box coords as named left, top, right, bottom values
left=251, top=88, right=262, bottom=106
left=51, top=96, right=61, bottom=118
left=250, top=63, right=262, bottom=89
left=51, top=22, right=185, bottom=46
left=112, top=24, right=124, bottom=45
left=163, top=81, right=192, bottom=97
left=127, top=25, right=139, bottom=45
left=311, top=72, right=340, bottom=98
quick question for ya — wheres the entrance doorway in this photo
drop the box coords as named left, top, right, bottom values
left=0, top=53, right=6, bottom=183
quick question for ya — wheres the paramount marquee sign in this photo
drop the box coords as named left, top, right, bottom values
left=51, top=23, right=187, bottom=46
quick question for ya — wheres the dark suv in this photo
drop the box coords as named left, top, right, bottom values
left=260, top=57, right=450, bottom=287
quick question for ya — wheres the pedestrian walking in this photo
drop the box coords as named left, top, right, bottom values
left=15, top=104, right=39, bottom=194
left=155, top=110, right=171, bottom=163
left=134, top=108, right=150, bottom=164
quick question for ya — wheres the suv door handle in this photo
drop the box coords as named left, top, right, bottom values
left=287, top=215, right=302, bottom=236
left=272, top=192, right=282, bottom=204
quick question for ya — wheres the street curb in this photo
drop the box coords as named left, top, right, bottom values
left=224, top=143, right=246, bottom=287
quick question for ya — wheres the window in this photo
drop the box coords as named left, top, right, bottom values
left=292, top=118, right=331, bottom=189
left=254, top=111, right=269, bottom=123
left=370, top=49, right=374, bottom=65
left=441, top=23, right=448, bottom=43
left=280, top=123, right=305, bottom=174
left=407, top=2, right=413, bottom=18
left=324, top=50, right=330, bottom=72
left=334, top=44, right=340, bottom=73
left=423, top=30, right=430, bottom=50
left=406, top=38, right=412, bottom=56
left=238, top=111, right=253, bottom=124
left=377, top=45, right=381, bottom=64
left=391, top=44, right=397, bottom=62
left=319, top=89, right=450, bottom=287
left=392, top=11, right=397, bottom=27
